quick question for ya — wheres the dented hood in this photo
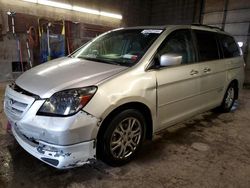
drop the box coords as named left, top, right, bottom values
left=16, top=57, right=127, bottom=98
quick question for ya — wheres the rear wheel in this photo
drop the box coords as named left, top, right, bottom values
left=219, top=83, right=237, bottom=112
left=98, top=109, right=146, bottom=166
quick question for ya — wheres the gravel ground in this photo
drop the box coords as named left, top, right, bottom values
left=1, top=83, right=250, bottom=188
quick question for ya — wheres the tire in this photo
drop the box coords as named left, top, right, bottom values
left=219, top=83, right=237, bottom=112
left=98, top=109, right=146, bottom=166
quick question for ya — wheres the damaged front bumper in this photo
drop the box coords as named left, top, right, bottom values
left=4, top=85, right=100, bottom=169
left=11, top=122, right=96, bottom=169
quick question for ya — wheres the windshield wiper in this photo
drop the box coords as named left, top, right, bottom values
left=77, top=56, right=122, bottom=66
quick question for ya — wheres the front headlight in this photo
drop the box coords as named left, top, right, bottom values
left=37, top=86, right=97, bottom=116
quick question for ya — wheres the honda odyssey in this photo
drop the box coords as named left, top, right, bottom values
left=4, top=25, right=244, bottom=168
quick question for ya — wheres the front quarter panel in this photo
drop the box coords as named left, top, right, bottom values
left=83, top=68, right=157, bottom=130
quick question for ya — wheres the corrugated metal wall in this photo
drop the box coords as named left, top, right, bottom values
left=150, top=0, right=202, bottom=25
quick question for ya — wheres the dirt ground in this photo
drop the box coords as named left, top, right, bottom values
left=1, top=83, right=250, bottom=188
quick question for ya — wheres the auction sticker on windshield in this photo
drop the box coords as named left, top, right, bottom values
left=141, top=30, right=163, bottom=34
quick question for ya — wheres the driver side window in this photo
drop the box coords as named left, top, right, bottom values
left=158, top=29, right=195, bottom=65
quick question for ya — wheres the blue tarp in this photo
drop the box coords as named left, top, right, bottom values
left=40, top=33, right=65, bottom=63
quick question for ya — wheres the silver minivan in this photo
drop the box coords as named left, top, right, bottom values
left=4, top=25, right=244, bottom=169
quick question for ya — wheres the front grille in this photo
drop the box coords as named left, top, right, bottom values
left=4, top=84, right=36, bottom=120
left=5, top=96, right=29, bottom=118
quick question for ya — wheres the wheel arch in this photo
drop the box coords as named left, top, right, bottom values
left=96, top=102, right=153, bottom=159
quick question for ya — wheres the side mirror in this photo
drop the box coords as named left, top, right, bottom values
left=160, top=53, right=182, bottom=67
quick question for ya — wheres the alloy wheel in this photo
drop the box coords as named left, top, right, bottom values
left=225, top=87, right=235, bottom=109
left=110, top=117, right=142, bottom=159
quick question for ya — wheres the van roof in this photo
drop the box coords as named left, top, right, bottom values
left=120, top=24, right=230, bottom=35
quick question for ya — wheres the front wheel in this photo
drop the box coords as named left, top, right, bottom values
left=219, top=83, right=237, bottom=112
left=98, top=109, right=146, bottom=166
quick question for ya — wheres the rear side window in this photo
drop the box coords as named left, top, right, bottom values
left=194, top=30, right=219, bottom=62
left=218, top=34, right=240, bottom=58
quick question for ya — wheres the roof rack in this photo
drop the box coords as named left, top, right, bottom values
left=191, top=23, right=224, bottom=31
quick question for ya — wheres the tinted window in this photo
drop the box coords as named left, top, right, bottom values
left=218, top=34, right=240, bottom=58
left=194, top=30, right=219, bottom=61
left=158, top=29, right=195, bottom=64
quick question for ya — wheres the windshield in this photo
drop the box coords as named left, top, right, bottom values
left=71, top=29, right=163, bottom=66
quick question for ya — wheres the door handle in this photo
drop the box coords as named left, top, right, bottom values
left=190, top=70, right=199, bottom=75
left=203, top=67, right=211, bottom=73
